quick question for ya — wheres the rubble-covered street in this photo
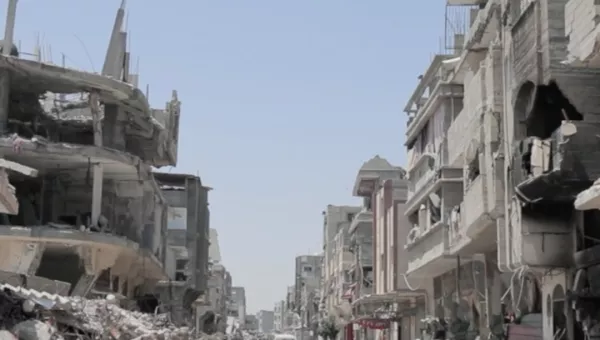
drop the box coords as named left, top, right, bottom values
left=0, top=284, right=226, bottom=340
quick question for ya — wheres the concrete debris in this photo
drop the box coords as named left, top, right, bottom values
left=12, top=320, right=54, bottom=340
left=0, top=330, right=17, bottom=340
left=0, top=286, right=219, bottom=340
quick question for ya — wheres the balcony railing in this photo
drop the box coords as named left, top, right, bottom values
left=447, top=68, right=485, bottom=167
left=448, top=159, right=503, bottom=255
left=349, top=209, right=373, bottom=235
left=406, top=221, right=452, bottom=277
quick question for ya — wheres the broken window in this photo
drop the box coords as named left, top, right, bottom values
left=467, top=153, right=481, bottom=185
left=514, top=81, right=582, bottom=141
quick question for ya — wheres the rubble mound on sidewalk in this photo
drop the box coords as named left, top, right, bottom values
left=0, top=285, right=218, bottom=340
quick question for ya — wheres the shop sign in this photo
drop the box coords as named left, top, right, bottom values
left=355, top=319, right=390, bottom=330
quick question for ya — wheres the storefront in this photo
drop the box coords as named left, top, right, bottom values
left=351, top=292, right=426, bottom=340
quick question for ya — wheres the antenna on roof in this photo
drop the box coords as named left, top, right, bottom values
left=146, top=84, right=150, bottom=102
left=34, top=33, right=41, bottom=61
left=47, top=44, right=53, bottom=63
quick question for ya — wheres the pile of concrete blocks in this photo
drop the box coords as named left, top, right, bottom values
left=0, top=285, right=219, bottom=340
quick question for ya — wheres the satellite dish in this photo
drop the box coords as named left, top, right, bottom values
left=560, top=121, right=577, bottom=137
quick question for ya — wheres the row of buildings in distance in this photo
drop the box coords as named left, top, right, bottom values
left=280, top=0, right=600, bottom=339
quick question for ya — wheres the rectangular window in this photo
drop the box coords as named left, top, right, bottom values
left=176, top=259, right=188, bottom=270
left=303, top=266, right=313, bottom=272
left=167, top=207, right=187, bottom=230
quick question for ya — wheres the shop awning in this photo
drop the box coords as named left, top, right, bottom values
left=352, top=290, right=425, bottom=306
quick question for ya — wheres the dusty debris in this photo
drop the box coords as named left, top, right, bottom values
left=0, top=285, right=216, bottom=340
left=12, top=320, right=55, bottom=340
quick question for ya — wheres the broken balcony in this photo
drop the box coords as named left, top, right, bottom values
left=513, top=121, right=600, bottom=205
left=447, top=45, right=502, bottom=167
left=459, top=0, right=501, bottom=53
left=448, top=158, right=503, bottom=255
left=405, top=180, right=464, bottom=278
left=405, top=151, right=463, bottom=217
left=565, top=0, right=600, bottom=66
left=406, top=218, right=453, bottom=278
left=501, top=81, right=596, bottom=269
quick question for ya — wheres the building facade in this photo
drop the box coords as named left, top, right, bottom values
left=231, top=286, right=247, bottom=326
left=274, top=300, right=286, bottom=332
left=320, top=205, right=361, bottom=322
left=348, top=156, right=427, bottom=340
left=245, top=314, right=258, bottom=331
left=257, top=309, right=275, bottom=334
left=207, top=263, right=231, bottom=331
left=500, top=0, right=600, bottom=338
left=154, top=172, right=211, bottom=325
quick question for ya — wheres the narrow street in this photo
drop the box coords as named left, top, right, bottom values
left=1, top=0, right=600, bottom=339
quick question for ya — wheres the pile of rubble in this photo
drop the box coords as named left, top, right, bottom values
left=0, top=284, right=221, bottom=340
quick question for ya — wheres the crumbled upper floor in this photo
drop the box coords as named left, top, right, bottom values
left=0, top=53, right=181, bottom=168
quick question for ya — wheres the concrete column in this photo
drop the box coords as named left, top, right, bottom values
left=91, top=164, right=103, bottom=227
left=71, top=273, right=98, bottom=297
left=103, top=104, right=126, bottom=150
left=484, top=253, right=503, bottom=339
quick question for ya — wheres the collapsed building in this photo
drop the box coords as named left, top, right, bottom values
left=0, top=0, right=202, bottom=329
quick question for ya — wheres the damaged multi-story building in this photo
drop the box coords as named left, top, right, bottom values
left=498, top=0, right=600, bottom=338
left=153, top=172, right=211, bottom=327
left=231, top=286, right=247, bottom=326
left=394, top=0, right=600, bottom=339
left=0, top=0, right=183, bottom=312
left=206, top=263, right=231, bottom=332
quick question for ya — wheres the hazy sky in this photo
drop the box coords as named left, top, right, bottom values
left=11, top=0, right=445, bottom=313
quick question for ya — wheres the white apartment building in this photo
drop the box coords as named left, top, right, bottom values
left=320, top=205, right=361, bottom=318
